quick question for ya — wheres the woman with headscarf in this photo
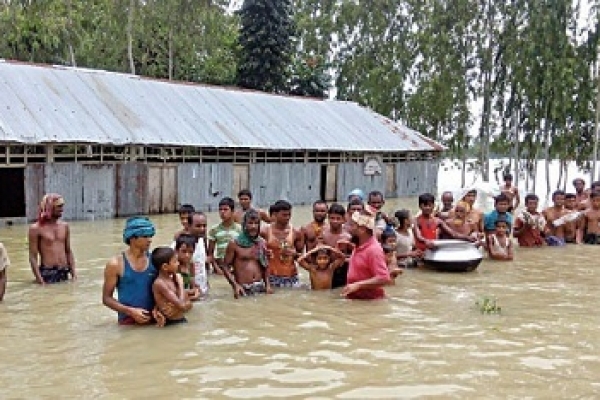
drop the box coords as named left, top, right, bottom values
left=27, top=193, right=77, bottom=284
left=102, top=216, right=165, bottom=325
left=223, top=209, right=273, bottom=298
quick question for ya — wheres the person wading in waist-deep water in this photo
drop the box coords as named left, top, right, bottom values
left=27, top=193, right=76, bottom=285
left=302, top=200, right=328, bottom=252
left=261, top=200, right=305, bottom=288
left=102, top=217, right=168, bottom=326
left=322, top=203, right=353, bottom=289
left=342, top=207, right=392, bottom=300
left=223, top=209, right=273, bottom=298
left=207, top=197, right=242, bottom=275
left=233, top=189, right=271, bottom=224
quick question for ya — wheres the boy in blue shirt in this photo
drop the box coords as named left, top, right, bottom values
left=484, top=194, right=513, bottom=235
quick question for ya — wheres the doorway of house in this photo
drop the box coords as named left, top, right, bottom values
left=233, top=165, right=250, bottom=196
left=320, top=165, right=337, bottom=202
left=0, top=168, right=26, bottom=218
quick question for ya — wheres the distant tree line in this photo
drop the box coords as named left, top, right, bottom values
left=2, top=0, right=600, bottom=189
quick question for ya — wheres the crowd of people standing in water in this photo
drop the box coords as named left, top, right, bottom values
left=0, top=175, right=599, bottom=326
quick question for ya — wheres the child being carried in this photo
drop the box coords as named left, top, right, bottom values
left=151, top=247, right=193, bottom=327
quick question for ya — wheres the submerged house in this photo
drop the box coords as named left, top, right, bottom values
left=0, top=60, right=444, bottom=222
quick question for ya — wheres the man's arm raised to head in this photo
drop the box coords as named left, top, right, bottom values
left=259, top=209, right=271, bottom=223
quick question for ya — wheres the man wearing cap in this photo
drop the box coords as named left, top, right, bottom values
left=28, top=193, right=76, bottom=284
left=102, top=217, right=162, bottom=325
left=342, top=207, right=391, bottom=300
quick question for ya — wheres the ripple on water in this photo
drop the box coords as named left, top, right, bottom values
left=308, top=350, right=371, bottom=365
left=197, top=335, right=248, bottom=346
left=319, top=340, right=351, bottom=348
left=298, top=320, right=330, bottom=329
left=520, top=356, right=573, bottom=370
left=222, top=381, right=345, bottom=399
left=258, top=337, right=287, bottom=347
left=172, top=362, right=345, bottom=398
left=337, top=384, right=473, bottom=399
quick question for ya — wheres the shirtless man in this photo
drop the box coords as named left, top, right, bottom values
left=573, top=178, right=589, bottom=210
left=461, top=189, right=484, bottom=233
left=435, top=191, right=454, bottom=221
left=543, top=190, right=568, bottom=245
left=447, top=201, right=477, bottom=237
left=563, top=193, right=582, bottom=243
left=322, top=203, right=353, bottom=289
left=28, top=194, right=76, bottom=284
left=323, top=204, right=352, bottom=249
left=582, top=191, right=600, bottom=244
left=260, top=200, right=304, bottom=288
left=302, top=200, right=328, bottom=251
left=233, top=189, right=270, bottom=224
left=368, top=190, right=390, bottom=237
left=500, top=174, right=520, bottom=212
left=224, top=210, right=273, bottom=297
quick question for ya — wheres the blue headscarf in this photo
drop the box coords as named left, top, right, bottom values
left=123, top=216, right=156, bottom=244
left=347, top=188, right=365, bottom=202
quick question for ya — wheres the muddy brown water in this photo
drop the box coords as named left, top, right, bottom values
left=1, top=198, right=600, bottom=398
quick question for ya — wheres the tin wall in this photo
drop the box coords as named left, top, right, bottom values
left=35, top=163, right=117, bottom=221
left=396, top=159, right=440, bottom=197
left=24, top=159, right=440, bottom=221
left=82, top=164, right=116, bottom=220
left=177, top=163, right=233, bottom=212
left=249, top=163, right=320, bottom=207
left=25, top=165, right=46, bottom=221
left=44, top=163, right=84, bottom=220
left=116, top=163, right=149, bottom=217
left=337, top=163, right=387, bottom=202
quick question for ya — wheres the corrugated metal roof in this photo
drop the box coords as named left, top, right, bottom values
left=0, top=60, right=444, bottom=152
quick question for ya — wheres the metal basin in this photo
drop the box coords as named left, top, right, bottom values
left=423, top=239, right=483, bottom=272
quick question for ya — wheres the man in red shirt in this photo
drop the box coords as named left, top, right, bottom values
left=342, top=207, right=391, bottom=300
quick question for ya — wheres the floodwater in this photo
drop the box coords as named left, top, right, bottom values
left=2, top=198, right=600, bottom=399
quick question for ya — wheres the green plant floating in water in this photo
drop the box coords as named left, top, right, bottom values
left=476, top=297, right=501, bottom=314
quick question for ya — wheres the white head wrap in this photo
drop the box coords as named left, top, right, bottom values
left=352, top=210, right=375, bottom=230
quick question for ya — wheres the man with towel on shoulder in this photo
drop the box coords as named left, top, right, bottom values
left=103, top=217, right=166, bottom=326
left=28, top=193, right=76, bottom=284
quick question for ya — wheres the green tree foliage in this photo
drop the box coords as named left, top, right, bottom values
left=237, top=0, right=295, bottom=93
left=0, top=0, right=238, bottom=85
left=289, top=55, right=330, bottom=98
left=290, top=0, right=600, bottom=181
left=2, top=0, right=600, bottom=182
